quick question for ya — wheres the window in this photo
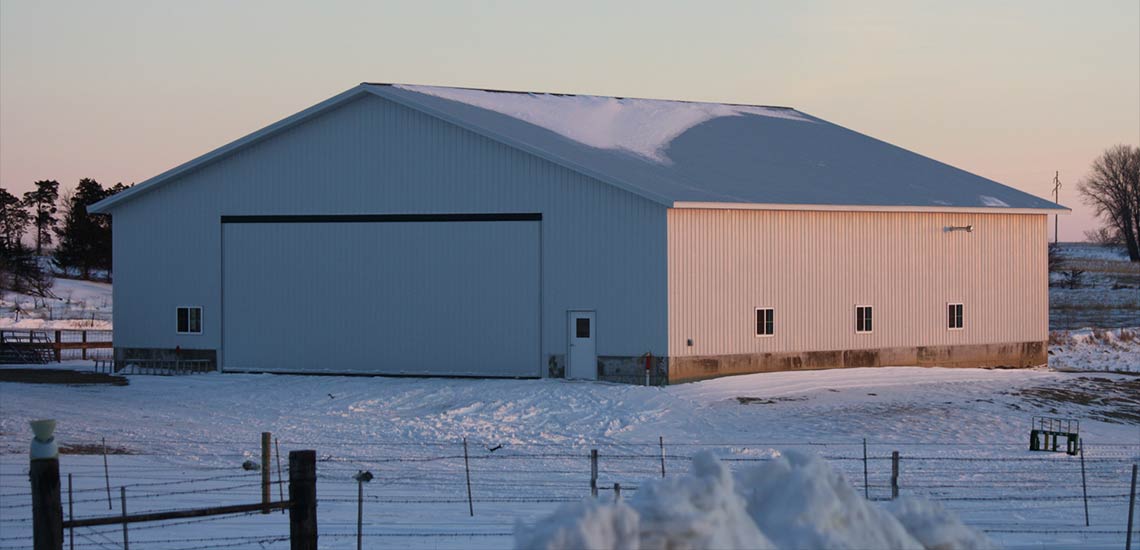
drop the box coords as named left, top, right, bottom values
left=755, top=308, right=774, bottom=336
left=855, top=306, right=873, bottom=333
left=575, top=317, right=590, bottom=338
left=177, top=307, right=202, bottom=334
left=948, top=303, right=964, bottom=330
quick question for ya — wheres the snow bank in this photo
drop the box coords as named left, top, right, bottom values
left=885, top=498, right=994, bottom=550
left=1050, top=327, right=1140, bottom=373
left=395, top=85, right=811, bottom=163
left=516, top=451, right=991, bottom=550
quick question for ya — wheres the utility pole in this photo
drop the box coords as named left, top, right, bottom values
left=1052, top=171, right=1062, bottom=244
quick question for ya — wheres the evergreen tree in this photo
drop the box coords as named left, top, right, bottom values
left=54, top=179, right=108, bottom=279
left=22, top=180, right=60, bottom=255
left=0, top=187, right=30, bottom=251
left=52, top=179, right=128, bottom=280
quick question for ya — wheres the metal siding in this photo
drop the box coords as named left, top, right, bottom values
left=109, top=95, right=668, bottom=371
left=667, top=209, right=1047, bottom=356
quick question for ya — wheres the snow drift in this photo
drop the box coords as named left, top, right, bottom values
left=515, top=451, right=992, bottom=550
left=395, top=84, right=811, bottom=163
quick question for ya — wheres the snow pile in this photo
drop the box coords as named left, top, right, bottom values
left=1050, top=328, right=1140, bottom=373
left=516, top=451, right=992, bottom=550
left=395, top=84, right=811, bottom=163
left=737, top=451, right=921, bottom=549
left=886, top=498, right=995, bottom=550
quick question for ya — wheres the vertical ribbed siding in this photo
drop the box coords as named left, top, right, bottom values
left=667, top=209, right=1047, bottom=356
left=110, top=95, right=669, bottom=368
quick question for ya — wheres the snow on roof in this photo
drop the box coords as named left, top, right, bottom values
left=374, top=84, right=1067, bottom=212
left=394, top=84, right=812, bottom=164
left=91, top=83, right=1069, bottom=213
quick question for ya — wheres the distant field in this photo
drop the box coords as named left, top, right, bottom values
left=1049, top=243, right=1140, bottom=330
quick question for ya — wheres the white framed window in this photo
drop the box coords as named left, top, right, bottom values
left=855, top=305, right=873, bottom=333
left=947, top=303, right=964, bottom=330
left=755, top=308, right=775, bottom=337
left=177, top=306, right=202, bottom=334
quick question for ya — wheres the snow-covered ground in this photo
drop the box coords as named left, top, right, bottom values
left=0, top=278, right=112, bottom=330
left=1, top=365, right=1137, bottom=549
left=1050, top=328, right=1140, bottom=373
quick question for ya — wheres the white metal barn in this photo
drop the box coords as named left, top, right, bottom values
left=91, top=84, right=1067, bottom=383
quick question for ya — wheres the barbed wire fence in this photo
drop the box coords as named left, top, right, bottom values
left=1, top=437, right=1137, bottom=549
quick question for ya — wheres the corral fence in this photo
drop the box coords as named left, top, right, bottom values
left=0, top=330, right=112, bottom=362
left=7, top=432, right=1139, bottom=549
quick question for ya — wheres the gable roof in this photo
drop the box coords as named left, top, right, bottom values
left=91, top=83, right=1068, bottom=214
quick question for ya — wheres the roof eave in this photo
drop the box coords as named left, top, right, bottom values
left=671, top=201, right=1072, bottom=215
left=89, top=85, right=375, bottom=214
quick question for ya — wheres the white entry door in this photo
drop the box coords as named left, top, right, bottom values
left=567, top=311, right=597, bottom=380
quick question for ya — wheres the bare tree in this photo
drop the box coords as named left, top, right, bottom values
left=1078, top=145, right=1140, bottom=262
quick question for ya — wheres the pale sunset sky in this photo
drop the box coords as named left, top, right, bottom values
left=2, top=0, right=1137, bottom=240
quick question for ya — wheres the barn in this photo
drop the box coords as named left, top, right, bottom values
left=90, top=83, right=1067, bottom=383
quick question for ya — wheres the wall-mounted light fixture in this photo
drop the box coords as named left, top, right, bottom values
left=945, top=225, right=973, bottom=233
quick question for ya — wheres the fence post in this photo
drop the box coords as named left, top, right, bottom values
left=53, top=331, right=61, bottom=362
left=614, top=483, right=621, bottom=501
left=1080, top=439, right=1089, bottom=527
left=30, top=420, right=62, bottom=550
left=863, top=438, right=869, bottom=500
left=591, top=449, right=599, bottom=498
left=81, top=331, right=87, bottom=360
left=1126, top=463, right=1136, bottom=550
left=261, top=432, right=271, bottom=514
left=67, top=474, right=74, bottom=550
left=120, top=487, right=128, bottom=550
left=289, top=450, right=317, bottom=550
left=276, top=437, right=285, bottom=514
left=463, top=438, right=474, bottom=517
left=102, top=437, right=111, bottom=510
left=659, top=436, right=666, bottom=478
left=890, top=451, right=900, bottom=500
left=357, top=477, right=363, bottom=550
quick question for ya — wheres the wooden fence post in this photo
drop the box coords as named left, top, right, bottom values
left=289, top=450, right=317, bottom=550
left=590, top=449, right=599, bottom=498
left=261, top=432, right=271, bottom=514
left=53, top=331, right=61, bottom=362
left=120, top=487, right=128, bottom=550
left=81, top=331, right=87, bottom=360
left=30, top=450, right=62, bottom=550
left=890, top=451, right=900, bottom=500
left=659, top=437, right=666, bottom=478
left=614, top=483, right=621, bottom=501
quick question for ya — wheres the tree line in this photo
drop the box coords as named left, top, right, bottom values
left=1078, top=145, right=1140, bottom=262
left=1, top=179, right=128, bottom=295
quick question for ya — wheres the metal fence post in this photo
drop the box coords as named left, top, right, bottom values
left=1127, top=463, right=1136, bottom=550
left=590, top=449, right=599, bottom=498
left=289, top=450, right=317, bottom=550
left=891, top=451, right=900, bottom=500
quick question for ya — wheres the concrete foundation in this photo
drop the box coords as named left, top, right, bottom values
left=115, top=347, right=218, bottom=369
left=548, top=354, right=668, bottom=386
left=667, top=341, right=1047, bottom=384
